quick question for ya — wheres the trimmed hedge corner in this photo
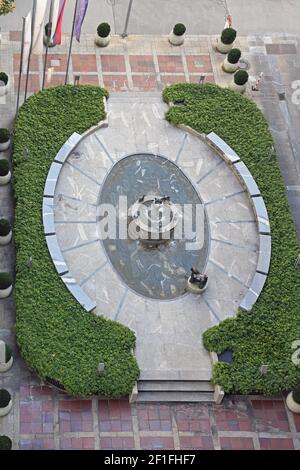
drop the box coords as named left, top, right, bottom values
left=163, top=83, right=300, bottom=395
left=13, top=85, right=139, bottom=397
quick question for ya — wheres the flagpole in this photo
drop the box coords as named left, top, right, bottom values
left=16, top=17, right=26, bottom=116
left=42, top=0, right=55, bottom=90
left=24, top=0, right=37, bottom=102
left=65, top=0, right=79, bottom=85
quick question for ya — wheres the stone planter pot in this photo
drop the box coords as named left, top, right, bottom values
left=223, top=57, right=239, bottom=73
left=0, top=231, right=12, bottom=246
left=0, top=171, right=11, bottom=185
left=168, top=31, right=185, bottom=46
left=95, top=34, right=111, bottom=47
left=0, top=81, right=9, bottom=97
left=286, top=392, right=300, bottom=413
left=0, top=399, right=12, bottom=417
left=230, top=81, right=247, bottom=93
left=0, top=357, right=13, bottom=373
left=187, top=277, right=208, bottom=294
left=0, top=284, right=13, bottom=299
left=0, top=139, right=10, bottom=152
left=216, top=39, right=234, bottom=54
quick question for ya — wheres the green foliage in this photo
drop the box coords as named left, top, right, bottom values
left=13, top=85, right=139, bottom=397
left=0, top=159, right=9, bottom=176
left=227, top=48, right=241, bottom=64
left=0, top=389, right=11, bottom=407
left=163, top=83, right=300, bottom=395
left=0, top=72, right=8, bottom=85
left=0, top=435, right=12, bottom=450
left=0, top=128, right=10, bottom=143
left=0, top=218, right=10, bottom=236
left=97, top=23, right=111, bottom=38
left=221, top=27, right=237, bottom=45
left=0, top=0, right=15, bottom=16
left=234, top=70, right=249, bottom=85
left=292, top=384, right=300, bottom=404
left=0, top=272, right=12, bottom=289
left=173, top=23, right=186, bottom=36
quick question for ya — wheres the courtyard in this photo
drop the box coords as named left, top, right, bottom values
left=0, top=0, right=300, bottom=452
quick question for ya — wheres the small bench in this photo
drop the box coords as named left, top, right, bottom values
left=45, top=234, right=68, bottom=276
left=233, top=161, right=261, bottom=197
left=42, top=197, right=55, bottom=235
left=43, top=162, right=62, bottom=197
left=54, top=133, right=81, bottom=164
left=239, top=272, right=267, bottom=312
left=61, top=275, right=96, bottom=312
left=257, top=234, right=272, bottom=275
left=251, top=196, right=271, bottom=234
left=206, top=132, right=240, bottom=165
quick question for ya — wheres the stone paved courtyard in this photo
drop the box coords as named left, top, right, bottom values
left=1, top=29, right=300, bottom=449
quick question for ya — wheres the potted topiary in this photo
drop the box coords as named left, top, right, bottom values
left=95, top=22, right=111, bottom=47
left=0, top=340, right=13, bottom=372
left=223, top=48, right=241, bottom=73
left=0, top=218, right=12, bottom=245
left=0, top=159, right=11, bottom=185
left=217, top=27, right=237, bottom=53
left=230, top=70, right=249, bottom=93
left=0, top=435, right=12, bottom=450
left=286, top=384, right=300, bottom=413
left=0, top=128, right=11, bottom=152
left=168, top=23, right=186, bottom=46
left=43, top=22, right=56, bottom=47
left=0, top=71, right=9, bottom=96
left=0, top=272, right=13, bottom=298
left=0, top=389, right=12, bottom=416
left=0, top=0, right=16, bottom=16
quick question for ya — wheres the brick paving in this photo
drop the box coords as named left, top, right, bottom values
left=1, top=32, right=300, bottom=450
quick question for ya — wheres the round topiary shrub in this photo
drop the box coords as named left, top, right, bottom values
left=173, top=23, right=186, bottom=36
left=292, top=384, right=300, bottom=404
left=234, top=70, right=249, bottom=85
left=0, top=159, right=9, bottom=176
left=0, top=272, right=13, bottom=290
left=0, top=389, right=11, bottom=408
left=97, top=22, right=111, bottom=38
left=221, top=27, right=237, bottom=45
left=227, top=48, right=241, bottom=64
left=0, top=218, right=11, bottom=236
left=0, top=72, right=9, bottom=85
left=0, top=435, right=12, bottom=450
left=0, top=128, right=10, bottom=144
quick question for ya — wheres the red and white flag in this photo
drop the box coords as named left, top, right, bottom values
left=53, top=0, right=67, bottom=45
left=50, top=0, right=61, bottom=42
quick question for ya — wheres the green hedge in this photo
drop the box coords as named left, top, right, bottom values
left=13, top=85, right=139, bottom=396
left=163, top=83, right=300, bottom=395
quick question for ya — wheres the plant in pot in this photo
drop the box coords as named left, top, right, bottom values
left=0, top=159, right=11, bottom=185
left=286, top=384, right=300, bottom=413
left=223, top=48, right=241, bottom=73
left=0, top=340, right=13, bottom=372
left=217, top=27, right=237, bottom=53
left=0, top=71, right=9, bottom=97
left=230, top=69, right=249, bottom=93
left=0, top=389, right=12, bottom=417
left=169, top=23, right=186, bottom=46
left=0, top=128, right=11, bottom=151
left=0, top=435, right=12, bottom=450
left=43, top=22, right=56, bottom=47
left=0, top=272, right=13, bottom=299
left=95, top=22, right=111, bottom=47
left=0, top=0, right=15, bottom=16
left=0, top=218, right=12, bottom=245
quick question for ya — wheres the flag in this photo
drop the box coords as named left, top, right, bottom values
left=53, top=0, right=67, bottom=45
left=31, top=0, right=48, bottom=55
left=22, top=11, right=32, bottom=73
left=50, top=0, right=61, bottom=42
left=75, top=0, right=89, bottom=42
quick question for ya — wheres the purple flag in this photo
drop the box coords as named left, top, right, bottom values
left=75, top=0, right=89, bottom=42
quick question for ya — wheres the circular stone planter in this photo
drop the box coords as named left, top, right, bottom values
left=230, top=82, right=247, bottom=93
left=186, top=277, right=208, bottom=294
left=216, top=39, right=234, bottom=54
left=286, top=392, right=300, bottom=413
left=168, top=31, right=185, bottom=46
left=0, top=341, right=13, bottom=373
left=223, top=57, right=239, bottom=73
left=0, top=285, right=13, bottom=299
left=0, top=400, right=12, bottom=417
left=0, top=171, right=12, bottom=185
left=95, top=34, right=111, bottom=47
left=0, top=357, right=13, bottom=373
left=0, top=139, right=11, bottom=152
left=0, top=231, right=12, bottom=246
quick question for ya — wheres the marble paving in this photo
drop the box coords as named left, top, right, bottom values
left=53, top=93, right=259, bottom=381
